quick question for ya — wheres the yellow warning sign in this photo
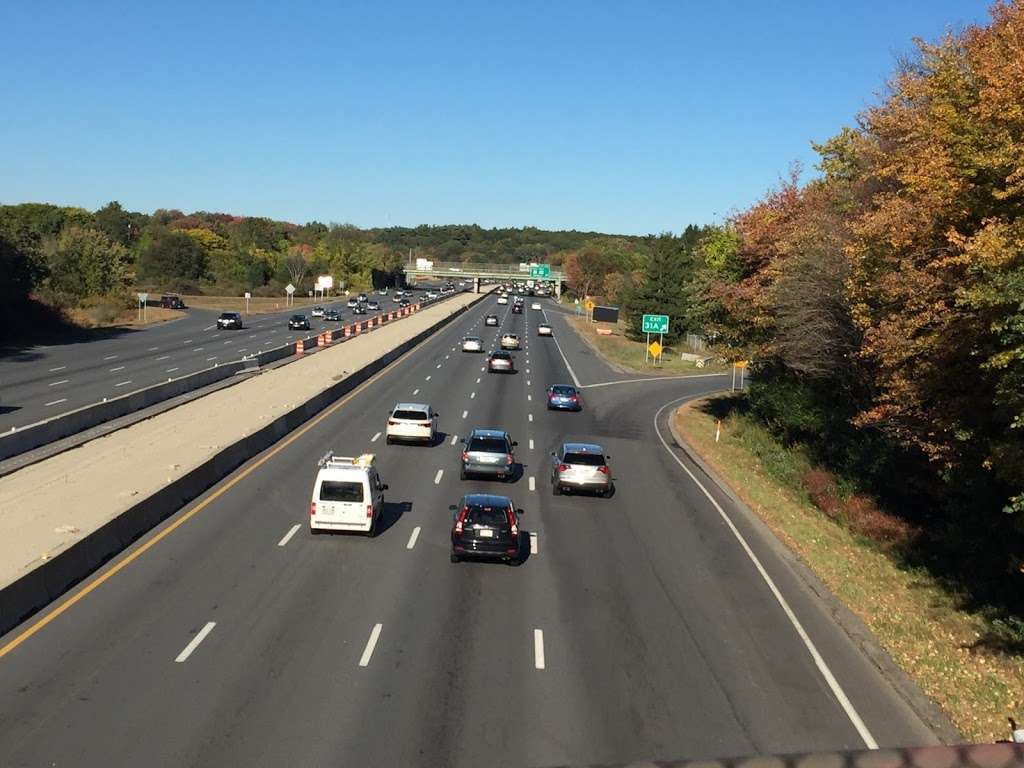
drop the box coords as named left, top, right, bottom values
left=584, top=299, right=595, bottom=311
left=734, top=360, right=749, bottom=369
left=648, top=340, right=663, bottom=358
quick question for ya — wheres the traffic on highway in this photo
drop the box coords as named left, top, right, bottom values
left=0, top=285, right=463, bottom=434
left=0, top=286, right=939, bottom=766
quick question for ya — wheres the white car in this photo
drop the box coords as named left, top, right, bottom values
left=537, top=323, right=553, bottom=336
left=311, top=306, right=325, bottom=318
left=531, top=302, right=542, bottom=311
left=310, top=453, right=387, bottom=535
left=500, top=333, right=520, bottom=350
left=462, top=336, right=484, bottom=352
left=497, top=296, right=508, bottom=305
left=386, top=403, right=437, bottom=445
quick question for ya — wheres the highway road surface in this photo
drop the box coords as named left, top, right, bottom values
left=0, top=293, right=940, bottom=767
left=0, top=290, right=450, bottom=433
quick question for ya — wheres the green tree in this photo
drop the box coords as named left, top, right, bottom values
left=93, top=201, right=133, bottom=245
left=138, top=231, right=207, bottom=287
left=47, top=227, right=129, bottom=297
left=624, top=233, right=694, bottom=341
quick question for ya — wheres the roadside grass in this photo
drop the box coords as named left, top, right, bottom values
left=566, top=315, right=726, bottom=375
left=675, top=395, right=1024, bottom=742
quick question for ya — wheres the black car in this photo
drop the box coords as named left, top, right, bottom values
left=399, top=299, right=410, bottom=307
left=450, top=493, right=523, bottom=564
left=511, top=303, right=523, bottom=314
left=160, top=294, right=186, bottom=309
left=358, top=293, right=368, bottom=303
left=324, top=309, right=341, bottom=321
left=352, top=304, right=367, bottom=315
left=288, top=314, right=311, bottom=330
left=217, top=311, right=243, bottom=329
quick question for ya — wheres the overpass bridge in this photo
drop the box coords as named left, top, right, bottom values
left=402, top=261, right=565, bottom=297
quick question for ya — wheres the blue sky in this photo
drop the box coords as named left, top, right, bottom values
left=0, top=0, right=995, bottom=235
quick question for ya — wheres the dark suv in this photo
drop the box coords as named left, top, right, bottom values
left=460, top=428, right=517, bottom=481
left=217, top=311, right=243, bottom=329
left=450, top=493, right=523, bottom=563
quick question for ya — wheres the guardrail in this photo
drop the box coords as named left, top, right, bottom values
left=402, top=261, right=564, bottom=279
left=0, top=297, right=442, bottom=464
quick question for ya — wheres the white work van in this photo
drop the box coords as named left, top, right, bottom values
left=310, top=453, right=387, bottom=536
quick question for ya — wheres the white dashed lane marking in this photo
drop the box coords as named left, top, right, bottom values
left=277, top=524, right=301, bottom=547
left=371, top=432, right=381, bottom=442
left=359, top=624, right=383, bottom=667
left=175, top=622, right=216, bottom=663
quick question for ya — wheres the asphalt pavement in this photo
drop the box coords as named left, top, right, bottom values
left=0, top=293, right=940, bottom=767
left=0, top=290, right=448, bottom=432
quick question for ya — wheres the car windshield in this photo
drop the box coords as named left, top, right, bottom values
left=464, top=505, right=509, bottom=527
left=219, top=313, right=237, bottom=319
left=319, top=480, right=364, bottom=502
left=564, top=452, right=604, bottom=466
left=552, top=386, right=575, bottom=395
left=290, top=315, right=304, bottom=321
left=393, top=409, right=429, bottom=421
left=468, top=437, right=508, bottom=453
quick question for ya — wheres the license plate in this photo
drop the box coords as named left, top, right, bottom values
left=478, top=529, right=494, bottom=538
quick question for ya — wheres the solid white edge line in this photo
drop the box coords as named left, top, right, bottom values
left=359, top=623, right=383, bottom=667
left=175, top=621, right=216, bottom=662
left=582, top=373, right=729, bottom=390
left=652, top=396, right=878, bottom=749
left=434, top=469, right=444, bottom=484
left=534, top=628, right=545, bottom=669
left=407, top=526, right=421, bottom=550
left=549, top=331, right=581, bottom=387
left=277, top=524, right=301, bottom=547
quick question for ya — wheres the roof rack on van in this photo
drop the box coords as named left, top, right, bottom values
left=317, top=452, right=376, bottom=469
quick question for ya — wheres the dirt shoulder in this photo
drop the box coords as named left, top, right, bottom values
left=0, top=292, right=480, bottom=592
left=674, top=395, right=1023, bottom=742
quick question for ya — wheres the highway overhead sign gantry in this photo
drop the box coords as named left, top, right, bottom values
left=642, top=314, right=670, bottom=334
left=530, top=264, right=551, bottom=278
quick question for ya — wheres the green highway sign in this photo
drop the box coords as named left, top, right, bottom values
left=530, top=264, right=551, bottom=278
left=642, top=314, right=670, bottom=334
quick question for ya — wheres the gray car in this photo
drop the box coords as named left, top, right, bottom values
left=487, top=350, right=515, bottom=373
left=551, top=442, right=612, bottom=497
left=461, top=428, right=517, bottom=481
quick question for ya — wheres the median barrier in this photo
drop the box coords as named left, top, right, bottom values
left=0, top=291, right=490, bottom=636
left=0, top=362, right=246, bottom=463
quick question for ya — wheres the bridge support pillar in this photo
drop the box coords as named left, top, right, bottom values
left=555, top=280, right=562, bottom=299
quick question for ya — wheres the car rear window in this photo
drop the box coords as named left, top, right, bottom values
left=319, top=481, right=364, bottom=502
left=468, top=437, right=508, bottom=453
left=465, top=505, right=509, bottom=527
left=551, top=386, right=575, bottom=395
left=393, top=409, right=429, bottom=421
left=492, top=352, right=511, bottom=359
left=563, top=452, right=604, bottom=466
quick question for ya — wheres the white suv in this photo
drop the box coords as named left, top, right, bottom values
left=386, top=403, right=438, bottom=445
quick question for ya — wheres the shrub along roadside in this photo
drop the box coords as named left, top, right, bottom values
left=675, top=394, right=1023, bottom=742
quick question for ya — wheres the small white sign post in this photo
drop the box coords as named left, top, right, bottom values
left=244, top=291, right=251, bottom=315
left=137, top=292, right=149, bottom=323
left=285, top=283, right=295, bottom=307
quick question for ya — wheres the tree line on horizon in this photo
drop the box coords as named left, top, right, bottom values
left=0, top=203, right=648, bottom=326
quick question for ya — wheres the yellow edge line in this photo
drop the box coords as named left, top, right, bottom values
left=0, top=306, right=469, bottom=660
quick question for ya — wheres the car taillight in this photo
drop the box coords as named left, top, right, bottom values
left=366, top=504, right=373, bottom=518
left=507, top=454, right=513, bottom=465
left=310, top=502, right=316, bottom=517
left=507, top=508, right=518, bottom=536
left=558, top=463, right=569, bottom=472
left=598, top=465, right=610, bottom=474
left=388, top=420, right=398, bottom=426
left=570, top=395, right=578, bottom=401
left=462, top=451, right=469, bottom=461
left=454, top=506, right=468, bottom=534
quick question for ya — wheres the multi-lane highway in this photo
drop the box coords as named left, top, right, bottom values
left=0, top=293, right=940, bottom=766
left=0, top=291, right=445, bottom=433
